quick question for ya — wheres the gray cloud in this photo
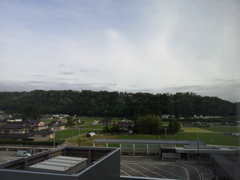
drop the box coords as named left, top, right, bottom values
left=58, top=72, right=74, bottom=75
left=56, top=64, right=65, bottom=67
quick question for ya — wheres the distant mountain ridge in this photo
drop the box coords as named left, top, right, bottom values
left=0, top=90, right=238, bottom=117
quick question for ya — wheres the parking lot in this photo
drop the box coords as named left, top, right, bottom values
left=0, top=151, right=213, bottom=180
left=121, top=157, right=213, bottom=180
left=0, top=151, right=20, bottom=164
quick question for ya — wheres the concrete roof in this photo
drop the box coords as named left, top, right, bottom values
left=93, top=139, right=206, bottom=146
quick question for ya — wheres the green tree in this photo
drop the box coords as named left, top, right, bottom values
left=23, top=104, right=41, bottom=120
left=133, top=114, right=163, bottom=135
left=110, top=125, right=120, bottom=134
left=66, top=116, right=74, bottom=127
left=168, top=119, right=181, bottom=134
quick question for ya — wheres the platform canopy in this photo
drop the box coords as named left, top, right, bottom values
left=93, top=139, right=206, bottom=146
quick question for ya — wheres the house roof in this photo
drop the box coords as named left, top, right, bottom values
left=0, top=122, right=28, bottom=129
left=0, top=133, right=31, bottom=139
left=116, top=122, right=132, bottom=126
left=26, top=119, right=42, bottom=124
left=54, top=124, right=65, bottom=127
left=33, top=129, right=54, bottom=135
left=50, top=121, right=58, bottom=123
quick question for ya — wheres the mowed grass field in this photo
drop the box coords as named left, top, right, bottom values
left=159, top=132, right=240, bottom=146
left=55, top=129, right=101, bottom=139
left=65, top=131, right=240, bottom=147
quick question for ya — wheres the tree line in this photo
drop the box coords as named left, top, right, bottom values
left=0, top=90, right=238, bottom=118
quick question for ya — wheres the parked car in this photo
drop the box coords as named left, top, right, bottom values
left=17, top=150, right=31, bottom=157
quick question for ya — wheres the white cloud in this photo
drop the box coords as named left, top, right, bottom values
left=0, top=0, right=239, bottom=102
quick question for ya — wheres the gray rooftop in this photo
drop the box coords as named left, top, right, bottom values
left=93, top=139, right=206, bottom=146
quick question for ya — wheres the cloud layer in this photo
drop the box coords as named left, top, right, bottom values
left=0, top=0, right=239, bottom=102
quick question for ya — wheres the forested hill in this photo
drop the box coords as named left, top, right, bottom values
left=0, top=90, right=238, bottom=117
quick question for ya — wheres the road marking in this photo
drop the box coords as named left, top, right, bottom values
left=148, top=164, right=187, bottom=180
left=121, top=163, right=148, bottom=177
left=133, top=163, right=168, bottom=178
left=201, top=173, right=213, bottom=180
left=120, top=170, right=131, bottom=176
left=178, top=163, right=202, bottom=180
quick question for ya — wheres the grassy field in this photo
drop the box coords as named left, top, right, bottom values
left=116, top=135, right=160, bottom=140
left=55, top=129, right=101, bottom=139
left=66, top=132, right=240, bottom=147
left=160, top=132, right=240, bottom=146
left=200, top=126, right=240, bottom=133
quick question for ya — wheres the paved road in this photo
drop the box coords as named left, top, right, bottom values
left=121, top=157, right=213, bottom=180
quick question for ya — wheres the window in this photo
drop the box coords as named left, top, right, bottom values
left=4, top=130, right=9, bottom=134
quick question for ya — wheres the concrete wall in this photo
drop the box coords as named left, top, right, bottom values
left=162, top=153, right=180, bottom=159
left=0, top=147, right=121, bottom=180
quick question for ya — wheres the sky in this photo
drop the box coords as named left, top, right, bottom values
left=0, top=0, right=239, bottom=102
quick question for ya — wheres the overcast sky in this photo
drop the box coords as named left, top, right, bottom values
left=0, top=0, right=239, bottom=102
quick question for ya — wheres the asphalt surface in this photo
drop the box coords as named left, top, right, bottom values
left=0, top=151, right=20, bottom=164
left=0, top=151, right=213, bottom=180
left=121, top=157, right=213, bottom=180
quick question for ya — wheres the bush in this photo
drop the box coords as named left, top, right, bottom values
left=0, top=140, right=62, bottom=146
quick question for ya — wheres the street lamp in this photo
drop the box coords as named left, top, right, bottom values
left=165, top=127, right=167, bottom=140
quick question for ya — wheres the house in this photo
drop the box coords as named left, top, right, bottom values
left=162, top=115, right=175, bottom=119
left=58, top=119, right=67, bottom=124
left=0, top=110, right=5, bottom=114
left=49, top=120, right=59, bottom=127
left=101, top=118, right=113, bottom=125
left=25, top=119, right=47, bottom=131
left=92, top=120, right=98, bottom=125
left=33, top=129, right=54, bottom=141
left=0, top=122, right=32, bottom=140
left=54, top=123, right=65, bottom=130
left=73, top=119, right=81, bottom=123
left=73, top=119, right=81, bottom=125
left=116, top=122, right=132, bottom=133
left=7, top=117, right=22, bottom=122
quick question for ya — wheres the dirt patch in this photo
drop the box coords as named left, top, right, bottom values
left=181, top=127, right=212, bottom=133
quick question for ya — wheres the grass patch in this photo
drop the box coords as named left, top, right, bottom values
left=116, top=135, right=160, bottom=140
left=55, top=129, right=101, bottom=139
left=160, top=132, right=240, bottom=146
left=200, top=126, right=240, bottom=133
left=80, top=124, right=113, bottom=129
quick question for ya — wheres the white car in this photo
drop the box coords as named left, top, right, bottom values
left=17, top=151, right=31, bottom=157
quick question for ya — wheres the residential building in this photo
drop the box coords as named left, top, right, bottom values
left=0, top=122, right=31, bottom=140
left=101, top=118, right=113, bottom=125
left=26, top=119, right=47, bottom=131
left=116, top=122, right=132, bottom=133
left=33, top=129, right=54, bottom=141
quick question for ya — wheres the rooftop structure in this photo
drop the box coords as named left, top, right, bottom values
left=0, top=146, right=120, bottom=180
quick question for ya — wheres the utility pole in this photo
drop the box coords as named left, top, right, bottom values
left=211, top=140, right=216, bottom=180
left=53, top=126, right=55, bottom=148
left=165, top=127, right=167, bottom=140
left=197, top=130, right=199, bottom=165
